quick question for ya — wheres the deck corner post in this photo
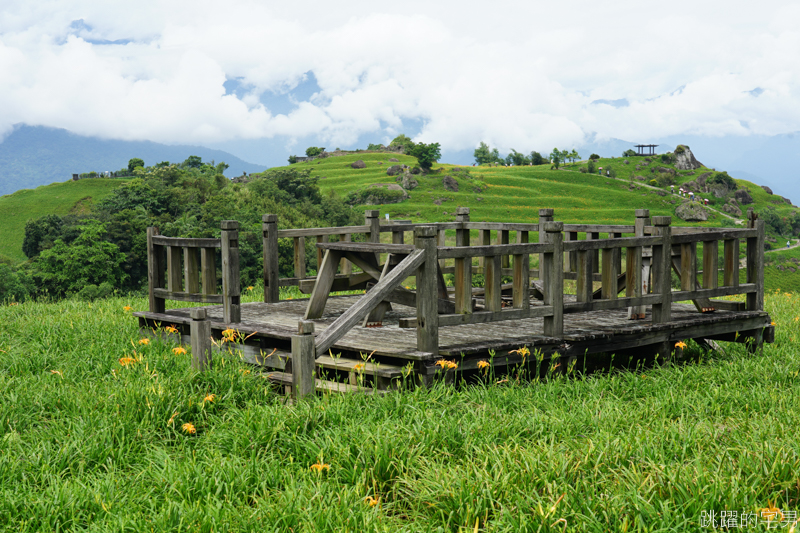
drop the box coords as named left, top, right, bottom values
left=189, top=308, right=212, bottom=371
left=365, top=210, right=381, bottom=243
left=221, top=220, right=241, bottom=323
left=147, top=226, right=166, bottom=314
left=543, top=221, right=564, bottom=337
left=629, top=209, right=650, bottom=319
left=262, top=214, right=280, bottom=303
left=292, top=320, right=316, bottom=399
left=746, top=213, right=765, bottom=312
left=538, top=209, right=554, bottom=276
left=455, top=208, right=472, bottom=314
left=651, top=216, right=672, bottom=323
left=415, top=226, right=439, bottom=354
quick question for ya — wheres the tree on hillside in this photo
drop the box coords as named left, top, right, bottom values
left=623, top=149, right=637, bottom=157
left=389, top=134, right=414, bottom=151
left=406, top=142, right=442, bottom=171
left=530, top=151, right=545, bottom=165
left=305, top=147, right=325, bottom=157
left=182, top=155, right=203, bottom=169
left=569, top=149, right=580, bottom=163
left=474, top=142, right=501, bottom=165
left=589, top=153, right=600, bottom=160
left=128, top=158, right=144, bottom=172
left=508, top=149, right=529, bottom=166
left=560, top=149, right=570, bottom=165
left=549, top=148, right=562, bottom=169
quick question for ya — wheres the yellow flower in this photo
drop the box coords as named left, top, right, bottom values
left=203, top=394, right=216, bottom=403
left=435, top=359, right=457, bottom=370
left=181, top=422, right=196, bottom=435
left=477, top=360, right=490, bottom=370
left=760, top=501, right=783, bottom=522
left=310, top=463, right=330, bottom=473
left=123, top=306, right=132, bottom=312
left=509, top=346, right=531, bottom=358
left=163, top=325, right=178, bottom=334
left=119, top=357, right=136, bottom=366
left=364, top=496, right=379, bottom=507
left=50, top=370, right=63, bottom=378
left=247, top=286, right=255, bottom=291
left=172, top=346, right=187, bottom=355
left=221, top=328, right=237, bottom=342
left=167, top=412, right=178, bottom=426
left=771, top=321, right=776, bottom=326
left=353, top=363, right=365, bottom=371
left=674, top=341, right=687, bottom=349
left=138, top=338, right=150, bottom=345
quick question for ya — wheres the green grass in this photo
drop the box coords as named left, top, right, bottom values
left=0, top=179, right=129, bottom=262
left=1, top=291, right=799, bottom=531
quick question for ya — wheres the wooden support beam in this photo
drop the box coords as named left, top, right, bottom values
left=316, top=234, right=329, bottom=273
left=576, top=249, right=593, bottom=303
left=292, top=320, right=316, bottom=399
left=184, top=247, right=200, bottom=294
left=147, top=227, right=166, bottom=313
left=221, top=220, right=241, bottom=323
left=651, top=216, right=672, bottom=324
left=566, top=231, right=578, bottom=272
left=344, top=251, right=383, bottom=280
left=362, top=255, right=394, bottom=326
left=479, top=229, right=491, bottom=271
left=262, top=214, right=280, bottom=303
left=746, top=215, right=765, bottom=312
left=703, top=240, right=718, bottom=289
left=415, top=227, right=440, bottom=354
left=484, top=254, right=502, bottom=312
left=543, top=221, right=563, bottom=337
left=629, top=209, right=650, bottom=319
left=601, top=247, right=618, bottom=300
left=304, top=249, right=343, bottom=319
left=454, top=208, right=472, bottom=314
left=513, top=230, right=530, bottom=309
left=339, top=233, right=352, bottom=275
left=167, top=245, right=182, bottom=292
left=293, top=236, right=306, bottom=279
left=200, top=247, right=216, bottom=295
left=498, top=229, right=510, bottom=268
left=538, top=209, right=554, bottom=279
left=680, top=242, right=697, bottom=291
left=723, top=238, right=739, bottom=288
left=190, top=308, right=212, bottom=371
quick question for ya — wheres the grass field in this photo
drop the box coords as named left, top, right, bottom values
left=0, top=178, right=129, bottom=262
left=1, top=290, right=799, bottom=531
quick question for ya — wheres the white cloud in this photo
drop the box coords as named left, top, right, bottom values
left=0, top=0, right=798, bottom=152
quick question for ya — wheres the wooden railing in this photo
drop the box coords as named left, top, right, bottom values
left=146, top=220, right=240, bottom=323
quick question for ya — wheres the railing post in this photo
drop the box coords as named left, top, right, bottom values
left=190, top=308, right=212, bottom=371
left=454, top=208, right=472, bottom=314
left=651, top=216, right=672, bottom=323
left=221, top=220, right=241, bottom=323
left=538, top=209, right=554, bottom=277
left=262, top=214, right=280, bottom=303
left=746, top=212, right=765, bottom=312
left=543, top=221, right=563, bottom=337
left=415, top=226, right=439, bottom=354
left=147, top=227, right=165, bottom=313
left=629, top=209, right=650, bottom=319
left=513, top=227, right=530, bottom=309
left=292, top=320, right=316, bottom=399
left=365, top=210, right=380, bottom=243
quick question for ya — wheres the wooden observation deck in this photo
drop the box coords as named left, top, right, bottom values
left=134, top=208, right=773, bottom=397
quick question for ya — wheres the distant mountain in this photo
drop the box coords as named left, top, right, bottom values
left=0, top=125, right=268, bottom=196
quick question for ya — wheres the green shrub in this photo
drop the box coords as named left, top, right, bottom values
left=674, top=145, right=686, bottom=154
left=589, top=153, right=600, bottom=160
left=709, top=171, right=736, bottom=189
left=661, top=153, right=676, bottom=164
left=649, top=179, right=658, bottom=186
left=623, top=149, right=637, bottom=157
left=587, top=160, right=596, bottom=174
left=656, top=173, right=676, bottom=187
left=346, top=187, right=406, bottom=206
left=288, top=155, right=298, bottom=165
left=305, top=147, right=325, bottom=157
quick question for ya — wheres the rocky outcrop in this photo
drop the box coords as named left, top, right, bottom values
left=761, top=185, right=773, bottom=195
left=443, top=175, right=459, bottom=192
left=395, top=173, right=419, bottom=190
left=674, top=145, right=703, bottom=170
left=351, top=160, right=366, bottom=169
left=386, top=164, right=405, bottom=176
left=722, top=202, right=742, bottom=217
left=696, top=172, right=712, bottom=187
left=734, top=189, right=754, bottom=205
left=675, top=201, right=709, bottom=222
left=388, top=158, right=399, bottom=162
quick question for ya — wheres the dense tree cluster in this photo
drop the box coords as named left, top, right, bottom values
left=3, top=156, right=360, bottom=302
left=473, top=142, right=576, bottom=167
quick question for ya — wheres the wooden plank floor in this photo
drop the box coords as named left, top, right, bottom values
left=145, top=295, right=771, bottom=360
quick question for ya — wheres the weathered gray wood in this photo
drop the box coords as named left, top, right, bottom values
left=344, top=251, right=384, bottom=280
left=454, top=208, right=472, bottom=314
left=538, top=209, right=554, bottom=278
left=651, top=216, right=672, bottom=323
left=670, top=229, right=757, bottom=243
left=703, top=240, right=718, bottom=289
left=392, top=229, right=405, bottom=245
left=262, top=214, right=280, bottom=303
left=314, top=250, right=425, bottom=356
left=543, top=221, right=564, bottom=336
left=563, top=224, right=635, bottom=233
left=184, top=247, right=200, bottom=294
left=339, top=233, right=352, bottom=275
left=630, top=209, right=650, bottom=320
left=363, top=254, right=394, bottom=326
left=612, top=233, right=622, bottom=274
left=464, top=222, right=539, bottom=231
left=277, top=225, right=370, bottom=238
left=671, top=254, right=715, bottom=313
left=498, top=229, right=510, bottom=268
left=484, top=254, right=502, bottom=312
left=153, top=289, right=224, bottom=304
left=304, top=249, right=343, bottom=319
left=566, top=231, right=578, bottom=273
left=438, top=242, right=551, bottom=259
left=565, top=294, right=662, bottom=313
left=366, top=210, right=381, bottom=244
left=190, top=308, right=212, bottom=371
left=438, top=306, right=554, bottom=326
left=221, top=220, right=241, bottom=323
left=562, top=235, right=661, bottom=251
left=316, top=235, right=329, bottom=273
left=576, top=249, right=593, bottom=303
left=626, top=246, right=642, bottom=305
left=589, top=232, right=600, bottom=273
left=293, top=236, right=306, bottom=279
left=513, top=230, right=530, bottom=309
left=167, top=246, right=182, bottom=292
left=147, top=227, right=165, bottom=313
left=723, top=238, right=740, bottom=288
left=680, top=242, right=697, bottom=292
left=318, top=242, right=415, bottom=254
left=415, top=227, right=439, bottom=353
left=437, top=229, right=447, bottom=271
left=601, top=248, right=618, bottom=300
left=151, top=236, right=220, bottom=248
left=479, top=229, right=491, bottom=271
left=298, top=273, right=372, bottom=294
left=200, top=247, right=216, bottom=295
left=292, top=320, right=316, bottom=398
left=672, top=284, right=756, bottom=301
left=707, top=299, right=746, bottom=311
left=746, top=218, right=765, bottom=312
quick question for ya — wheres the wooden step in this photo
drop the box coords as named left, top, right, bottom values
left=264, top=371, right=385, bottom=395
left=315, top=355, right=405, bottom=379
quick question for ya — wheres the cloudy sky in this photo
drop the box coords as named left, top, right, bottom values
left=2, top=0, right=799, bottom=165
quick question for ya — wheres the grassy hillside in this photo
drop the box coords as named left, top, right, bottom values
left=0, top=178, right=129, bottom=263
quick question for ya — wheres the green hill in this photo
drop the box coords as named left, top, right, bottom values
left=0, top=178, right=129, bottom=263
